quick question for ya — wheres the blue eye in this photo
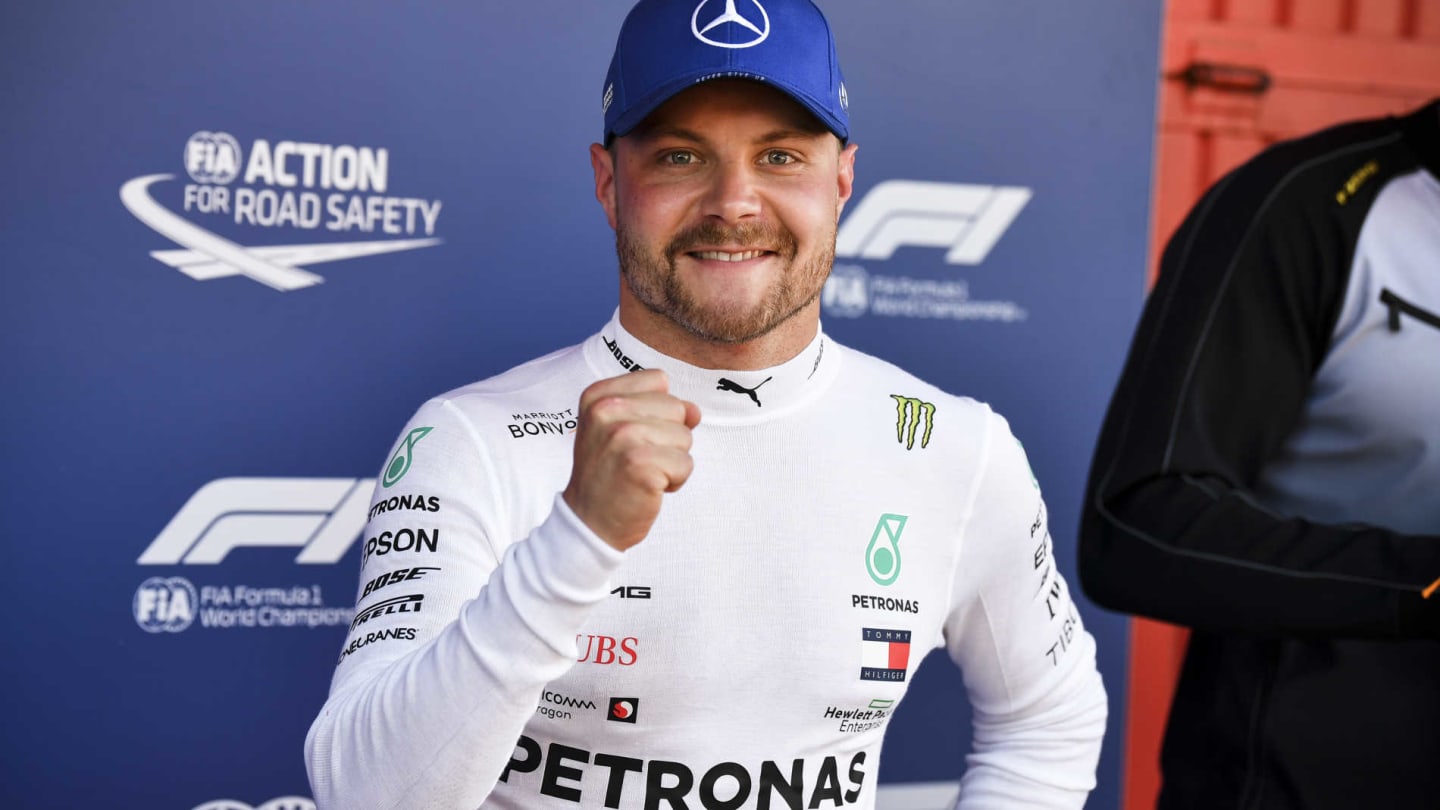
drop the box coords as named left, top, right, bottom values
left=764, top=151, right=795, bottom=165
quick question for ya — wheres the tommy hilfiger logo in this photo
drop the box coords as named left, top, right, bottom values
left=608, top=697, right=639, bottom=723
left=717, top=376, right=772, bottom=407
left=860, top=627, right=911, bottom=682
left=890, top=395, right=935, bottom=450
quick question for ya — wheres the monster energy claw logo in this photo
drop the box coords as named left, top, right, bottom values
left=866, top=514, right=907, bottom=586
left=383, top=427, right=433, bottom=488
left=890, top=395, right=935, bottom=450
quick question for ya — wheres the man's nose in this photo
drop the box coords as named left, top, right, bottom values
left=700, top=160, right=762, bottom=223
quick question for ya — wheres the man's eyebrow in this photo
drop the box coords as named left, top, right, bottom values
left=629, top=125, right=706, bottom=144
left=630, top=126, right=828, bottom=145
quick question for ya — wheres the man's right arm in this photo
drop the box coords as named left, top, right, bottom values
left=305, top=369, right=697, bottom=809
left=304, top=397, right=626, bottom=810
left=1079, top=128, right=1440, bottom=639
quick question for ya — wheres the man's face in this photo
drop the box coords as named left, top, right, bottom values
left=591, top=79, right=857, bottom=345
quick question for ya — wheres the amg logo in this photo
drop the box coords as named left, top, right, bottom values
left=360, top=566, right=439, bottom=599
left=890, top=395, right=935, bottom=450
left=603, top=335, right=645, bottom=372
left=501, top=736, right=867, bottom=807
left=610, top=585, right=651, bottom=599
left=350, top=593, right=424, bottom=630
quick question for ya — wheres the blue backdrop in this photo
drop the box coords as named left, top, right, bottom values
left=0, top=2, right=1159, bottom=807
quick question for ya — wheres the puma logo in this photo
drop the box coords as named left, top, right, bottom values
left=716, top=376, right=772, bottom=407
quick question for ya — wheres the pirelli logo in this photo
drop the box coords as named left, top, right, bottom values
left=890, top=395, right=935, bottom=450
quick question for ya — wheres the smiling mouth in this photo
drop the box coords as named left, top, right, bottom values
left=688, top=250, right=772, bottom=262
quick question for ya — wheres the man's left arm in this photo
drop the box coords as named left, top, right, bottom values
left=944, top=411, right=1107, bottom=809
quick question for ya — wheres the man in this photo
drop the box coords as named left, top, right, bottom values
left=1080, top=99, right=1440, bottom=808
left=306, top=2, right=1106, bottom=807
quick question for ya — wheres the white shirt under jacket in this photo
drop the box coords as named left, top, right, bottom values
left=305, top=311, right=1107, bottom=810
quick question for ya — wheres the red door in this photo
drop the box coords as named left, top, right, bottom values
left=1128, top=2, right=1440, bottom=808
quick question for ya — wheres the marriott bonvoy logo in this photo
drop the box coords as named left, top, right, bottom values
left=120, top=130, right=444, bottom=291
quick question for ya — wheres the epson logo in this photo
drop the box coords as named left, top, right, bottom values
left=191, top=798, right=315, bottom=810
left=138, top=477, right=373, bottom=566
left=350, top=593, right=424, bottom=630
left=836, top=180, right=1031, bottom=265
left=360, top=566, right=439, bottom=599
left=362, top=527, right=439, bottom=567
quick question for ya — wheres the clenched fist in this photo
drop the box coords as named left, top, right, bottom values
left=562, top=369, right=701, bottom=551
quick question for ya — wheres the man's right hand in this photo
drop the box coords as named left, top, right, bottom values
left=563, top=369, right=701, bottom=551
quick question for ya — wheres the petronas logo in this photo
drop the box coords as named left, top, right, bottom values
left=866, top=514, right=908, bottom=586
left=890, top=395, right=935, bottom=450
left=382, top=427, right=433, bottom=488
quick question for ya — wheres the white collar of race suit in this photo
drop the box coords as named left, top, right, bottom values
left=583, top=310, right=839, bottom=424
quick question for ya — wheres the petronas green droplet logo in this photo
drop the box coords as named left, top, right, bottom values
left=383, top=427, right=433, bottom=488
left=866, top=513, right=907, bottom=586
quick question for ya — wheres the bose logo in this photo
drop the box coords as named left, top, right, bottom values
left=138, top=478, right=374, bottom=565
left=836, top=180, right=1031, bottom=265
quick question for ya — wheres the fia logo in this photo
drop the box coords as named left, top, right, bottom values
left=134, top=576, right=198, bottom=633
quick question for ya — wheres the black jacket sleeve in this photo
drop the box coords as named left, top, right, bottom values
left=1079, top=109, right=1440, bottom=639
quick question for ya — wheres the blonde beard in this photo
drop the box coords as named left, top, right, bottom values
left=615, top=219, right=834, bottom=344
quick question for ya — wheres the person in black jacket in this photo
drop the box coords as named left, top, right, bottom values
left=1080, top=99, right=1440, bottom=809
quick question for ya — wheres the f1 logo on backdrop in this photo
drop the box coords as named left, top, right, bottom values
left=824, top=180, right=1032, bottom=324
left=835, top=180, right=1031, bottom=265
left=120, top=130, right=444, bottom=292
left=137, top=477, right=374, bottom=565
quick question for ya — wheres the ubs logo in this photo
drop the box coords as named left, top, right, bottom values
left=691, top=0, right=770, bottom=48
left=577, top=634, right=639, bottom=666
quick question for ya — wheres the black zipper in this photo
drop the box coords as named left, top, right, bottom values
left=1379, top=288, right=1440, bottom=333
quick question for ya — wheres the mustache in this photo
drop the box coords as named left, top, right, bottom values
left=666, top=220, right=798, bottom=259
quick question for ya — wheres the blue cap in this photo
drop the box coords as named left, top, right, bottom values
left=602, top=0, right=850, bottom=143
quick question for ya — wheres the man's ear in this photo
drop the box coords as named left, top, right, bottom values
left=590, top=142, right=619, bottom=230
left=835, top=141, right=858, bottom=220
